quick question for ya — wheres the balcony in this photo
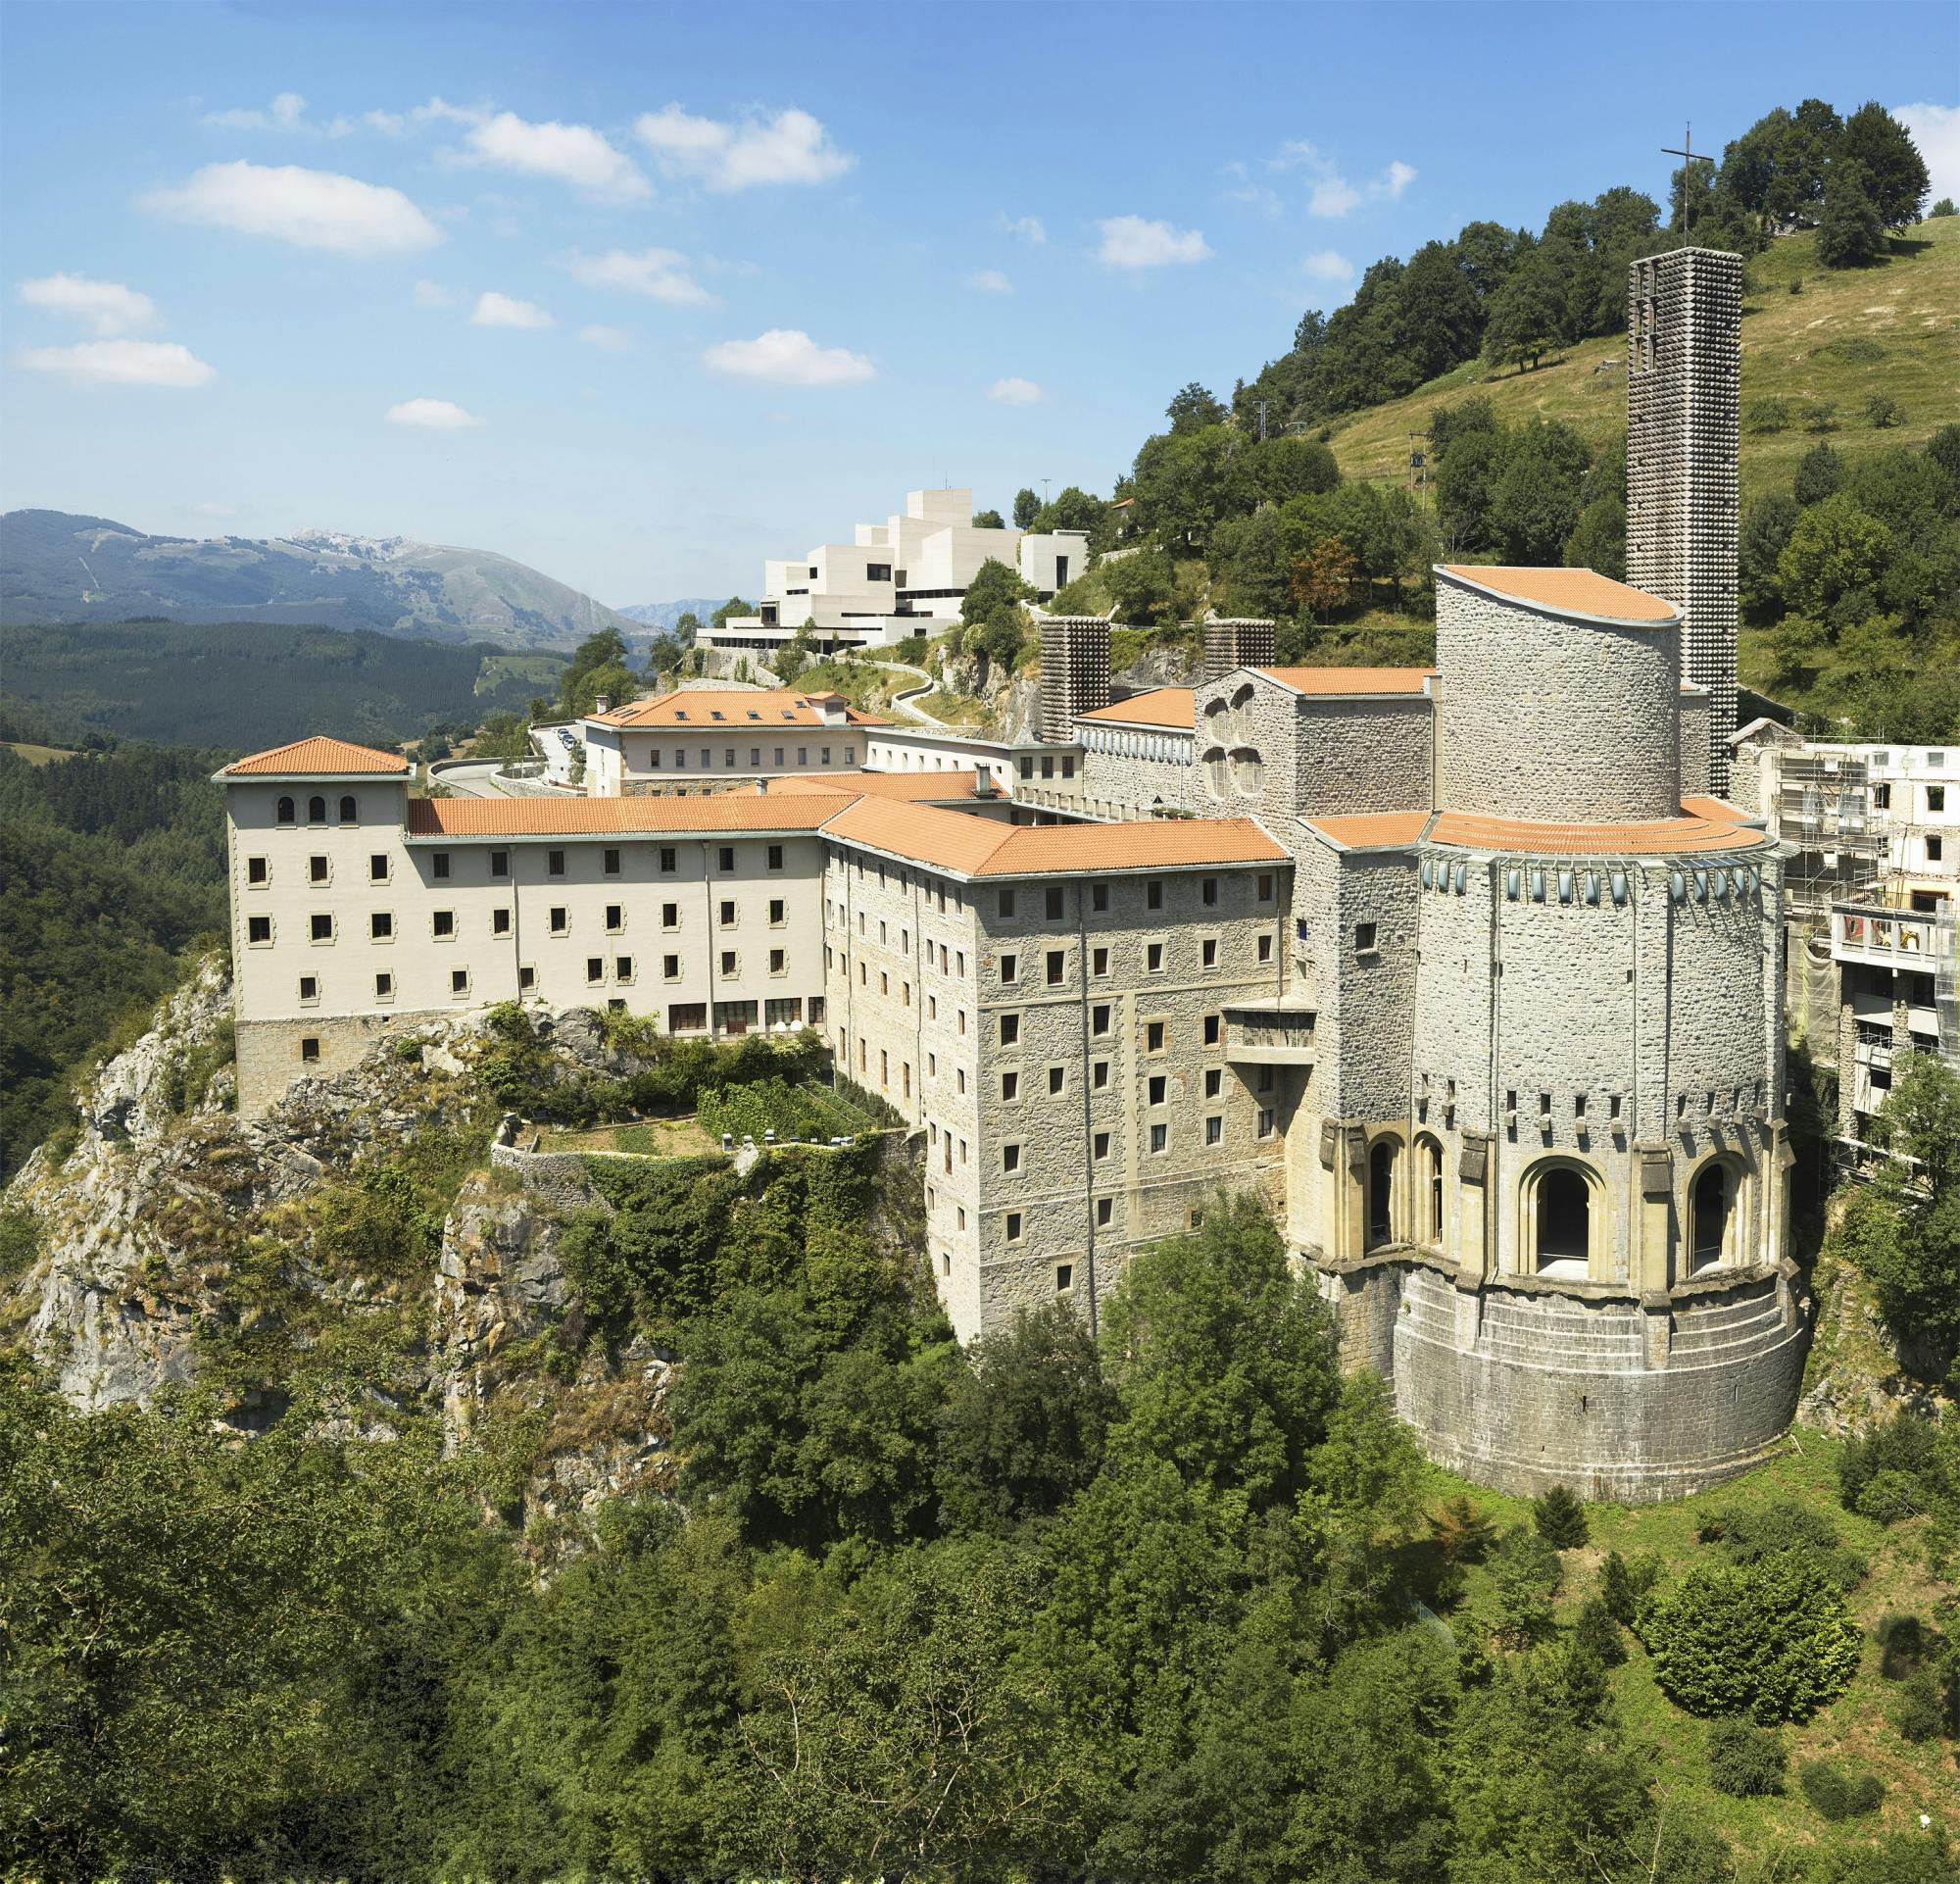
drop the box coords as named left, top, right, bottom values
left=1832, top=903, right=1940, bottom=970
left=1224, top=1003, right=1317, bottom=1066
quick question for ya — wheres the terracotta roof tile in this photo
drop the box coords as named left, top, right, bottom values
left=1252, top=667, right=1433, bottom=696
left=1077, top=687, right=1195, bottom=729
left=1436, top=565, right=1679, bottom=624
left=1428, top=804, right=1763, bottom=856
left=405, top=795, right=844, bottom=837
left=221, top=735, right=409, bottom=776
left=757, top=768, right=985, bottom=800
left=820, top=796, right=1286, bottom=876
left=1306, top=811, right=1433, bottom=849
left=588, top=687, right=887, bottom=728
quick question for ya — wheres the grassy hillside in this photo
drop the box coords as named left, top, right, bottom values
left=1327, top=222, right=1960, bottom=504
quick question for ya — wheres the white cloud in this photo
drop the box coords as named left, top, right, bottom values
left=385, top=397, right=486, bottom=429
left=16, top=339, right=214, bottom=387
left=470, top=289, right=553, bottom=329
left=578, top=323, right=636, bottom=351
left=987, top=376, right=1042, bottom=406
left=203, top=90, right=311, bottom=131
left=1895, top=102, right=1960, bottom=209
left=15, top=273, right=156, bottom=336
left=1095, top=216, right=1212, bottom=269
left=634, top=105, right=852, bottom=191
left=189, top=501, right=240, bottom=518
left=1301, top=249, right=1355, bottom=285
left=1271, top=140, right=1416, bottom=219
left=994, top=212, right=1046, bottom=244
left=966, top=269, right=1013, bottom=294
left=702, top=328, right=873, bottom=387
left=412, top=278, right=455, bottom=308
left=567, top=246, right=713, bottom=306
left=144, top=161, right=442, bottom=254
left=460, top=110, right=649, bottom=201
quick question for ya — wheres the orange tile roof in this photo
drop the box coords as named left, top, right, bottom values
left=1428, top=804, right=1764, bottom=856
left=588, top=687, right=887, bottom=728
left=405, top=795, right=845, bottom=837
left=757, top=768, right=985, bottom=801
left=1077, top=687, right=1196, bottom=729
left=1436, top=565, right=1679, bottom=625
left=1254, top=667, right=1434, bottom=696
left=821, top=796, right=1286, bottom=876
left=1306, top=811, right=1433, bottom=849
left=221, top=735, right=409, bottom=776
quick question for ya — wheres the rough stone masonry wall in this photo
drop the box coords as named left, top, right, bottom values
left=1435, top=581, right=1679, bottom=822
left=1628, top=247, right=1741, bottom=793
left=236, top=1012, right=424, bottom=1117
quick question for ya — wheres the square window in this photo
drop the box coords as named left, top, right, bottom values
left=604, top=848, right=621, bottom=875
left=376, top=971, right=394, bottom=1000
left=298, top=974, right=318, bottom=1002
left=548, top=850, right=565, bottom=876
left=433, top=910, right=455, bottom=938
left=371, top=912, right=393, bottom=940
left=247, top=855, right=269, bottom=885
left=301, top=1036, right=320, bottom=1063
left=451, top=968, right=468, bottom=995
left=248, top=915, right=272, bottom=944
left=1205, top=1116, right=1222, bottom=1146
left=310, top=913, right=333, bottom=942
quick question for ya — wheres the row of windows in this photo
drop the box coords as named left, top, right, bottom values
left=998, top=930, right=1276, bottom=985
left=996, top=1101, right=1278, bottom=1174
left=255, top=843, right=793, bottom=886
left=275, top=794, right=362, bottom=826
left=247, top=895, right=794, bottom=945
left=824, top=853, right=1277, bottom=919
left=641, top=745, right=854, bottom=770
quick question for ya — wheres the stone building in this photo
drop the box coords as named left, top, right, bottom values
left=1200, top=614, right=1278, bottom=683
left=220, top=240, right=1793, bottom=1498
left=1627, top=246, right=1741, bottom=792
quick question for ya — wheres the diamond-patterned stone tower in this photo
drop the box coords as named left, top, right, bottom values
left=1627, top=247, right=1740, bottom=792
left=1200, top=615, right=1278, bottom=684
left=1039, top=615, right=1111, bottom=741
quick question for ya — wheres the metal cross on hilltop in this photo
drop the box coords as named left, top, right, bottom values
left=1663, top=123, right=1717, bottom=240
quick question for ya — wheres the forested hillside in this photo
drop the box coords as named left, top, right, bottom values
left=0, top=741, right=226, bottom=1177
left=0, top=619, right=560, bottom=749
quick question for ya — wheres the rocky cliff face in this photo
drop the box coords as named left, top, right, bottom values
left=1, top=963, right=676, bottom=1550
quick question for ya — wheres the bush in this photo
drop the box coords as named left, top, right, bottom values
left=1744, top=397, right=1791, bottom=433
left=1865, top=393, right=1907, bottom=429
left=1797, top=1758, right=1885, bottom=1820
left=1572, top=1596, right=1626, bottom=1667
left=1840, top=1411, right=1943, bottom=1520
left=1715, top=1498, right=1865, bottom=1591
left=1803, top=403, right=1840, bottom=433
left=1639, top=1558, right=1861, bottom=1720
left=1706, top=1715, right=1786, bottom=1796
left=1892, top=1667, right=1949, bottom=1742
left=1599, top=1547, right=1662, bottom=1624
left=0, top=1206, right=41, bottom=1282
left=1532, top=1483, right=1589, bottom=1548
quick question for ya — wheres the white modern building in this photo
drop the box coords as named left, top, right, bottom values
left=704, top=485, right=1088, bottom=656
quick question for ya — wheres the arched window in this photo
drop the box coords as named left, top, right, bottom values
left=1230, top=681, right=1255, bottom=743
left=1416, top=1134, right=1445, bottom=1248
left=1691, top=1163, right=1732, bottom=1271
left=338, top=794, right=357, bottom=824
left=1231, top=748, right=1263, bottom=798
left=275, top=795, right=296, bottom=824
left=1368, top=1139, right=1397, bottom=1248
left=307, top=794, right=327, bottom=824
left=1203, top=747, right=1229, bottom=800
left=1534, top=1165, right=1592, bottom=1276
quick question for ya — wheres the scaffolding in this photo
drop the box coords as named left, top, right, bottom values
left=1778, top=753, right=1883, bottom=915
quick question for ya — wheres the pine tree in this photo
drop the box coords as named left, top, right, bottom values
left=1533, top=1483, right=1590, bottom=1548
left=1816, top=164, right=1888, bottom=268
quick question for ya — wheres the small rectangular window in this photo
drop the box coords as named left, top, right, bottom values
left=603, top=848, right=620, bottom=875
left=1045, top=886, right=1064, bottom=920
left=432, top=910, right=455, bottom=938
left=433, top=852, right=451, bottom=879
left=1149, top=1075, right=1166, bottom=1106
left=1150, top=1122, right=1167, bottom=1153
left=369, top=911, right=392, bottom=940
left=1049, top=1066, right=1063, bottom=1095
left=1355, top=921, right=1378, bottom=953
left=660, top=847, right=677, bottom=873
left=550, top=907, right=568, bottom=934
left=301, top=1036, right=320, bottom=1063
left=615, top=955, right=634, bottom=982
left=298, top=974, right=318, bottom=1002
left=518, top=966, right=535, bottom=990
left=1256, top=873, right=1274, bottom=902
left=1097, top=1197, right=1113, bottom=1226
left=769, top=948, right=786, bottom=974
left=1203, top=1014, right=1221, bottom=1045
left=1002, top=1070, right=1019, bottom=1101
left=248, top=915, right=272, bottom=944
left=1201, top=876, right=1217, bottom=906
left=247, top=855, right=269, bottom=885
left=1092, top=882, right=1108, bottom=913
left=1147, top=941, right=1164, bottom=972
left=767, top=844, right=784, bottom=871
left=1046, top=949, right=1064, bottom=985
left=310, top=854, right=328, bottom=884
left=1147, top=1020, right=1165, bottom=1052
left=1092, top=1003, right=1110, bottom=1036
left=1004, top=1144, right=1021, bottom=1173
left=491, top=850, right=509, bottom=879
left=493, top=908, right=512, bottom=935
left=369, top=854, right=389, bottom=882
left=769, top=898, right=786, bottom=925
left=998, top=888, right=1016, bottom=917
left=1147, top=879, right=1163, bottom=911
left=1204, top=1067, right=1222, bottom=1098
left=1001, top=1014, right=1020, bottom=1046
left=451, top=968, right=468, bottom=995
left=719, top=900, right=736, bottom=927
left=376, top=971, right=395, bottom=1000
left=310, top=913, right=333, bottom=942
left=663, top=954, right=681, bottom=979
left=720, top=950, right=737, bottom=977
left=1201, top=938, right=1217, bottom=968
left=1092, top=946, right=1109, bottom=977
left=1054, top=1263, right=1072, bottom=1293
left=1093, top=1060, right=1108, bottom=1089
left=1005, top=1212, right=1023, bottom=1242
left=1257, top=1108, right=1275, bottom=1138
left=1205, top=1116, right=1223, bottom=1145
left=606, top=904, right=623, bottom=932
left=549, top=850, right=565, bottom=876
left=587, top=958, right=604, bottom=983
left=1000, top=952, right=1018, bottom=984
left=718, top=846, right=736, bottom=872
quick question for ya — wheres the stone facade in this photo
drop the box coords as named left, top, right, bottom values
left=1628, top=247, right=1741, bottom=791
left=1200, top=616, right=1277, bottom=684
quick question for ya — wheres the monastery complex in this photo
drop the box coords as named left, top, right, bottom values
left=218, top=248, right=1814, bottom=1500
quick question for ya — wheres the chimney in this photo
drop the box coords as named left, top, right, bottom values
left=593, top=695, right=611, bottom=715
left=971, top=770, right=997, bottom=801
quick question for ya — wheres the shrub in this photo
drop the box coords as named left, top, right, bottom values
left=1532, top=1483, right=1589, bottom=1548
left=1744, top=397, right=1792, bottom=433
left=1599, top=1547, right=1662, bottom=1623
left=1856, top=1468, right=1925, bottom=1523
left=0, top=1206, right=41, bottom=1282
left=1803, top=403, right=1840, bottom=433
left=1706, top=1715, right=1786, bottom=1796
left=1715, top=1497, right=1865, bottom=1590
left=1865, top=393, right=1907, bottom=429
left=1840, top=1410, right=1942, bottom=1519
left=1489, top=1525, right=1563, bottom=1649
left=1427, top=1493, right=1497, bottom=1564
left=1892, top=1667, right=1949, bottom=1742
left=1796, top=1758, right=1885, bottom=1820
left=1573, top=1596, right=1626, bottom=1667
left=1639, top=1558, right=1861, bottom=1720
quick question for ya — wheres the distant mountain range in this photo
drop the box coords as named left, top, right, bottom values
left=616, top=599, right=725, bottom=632
left=0, top=510, right=639, bottom=652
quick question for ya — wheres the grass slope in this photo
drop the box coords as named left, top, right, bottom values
left=1435, top=1433, right=1957, bottom=1861
left=1327, top=222, right=1960, bottom=503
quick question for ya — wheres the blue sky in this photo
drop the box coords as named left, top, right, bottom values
left=3, top=1, right=1955, bottom=607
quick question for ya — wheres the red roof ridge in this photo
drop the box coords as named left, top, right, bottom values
left=221, top=735, right=409, bottom=776
left=1435, top=565, right=1679, bottom=625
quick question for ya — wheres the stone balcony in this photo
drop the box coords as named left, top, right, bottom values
left=1223, top=1003, right=1317, bottom=1066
